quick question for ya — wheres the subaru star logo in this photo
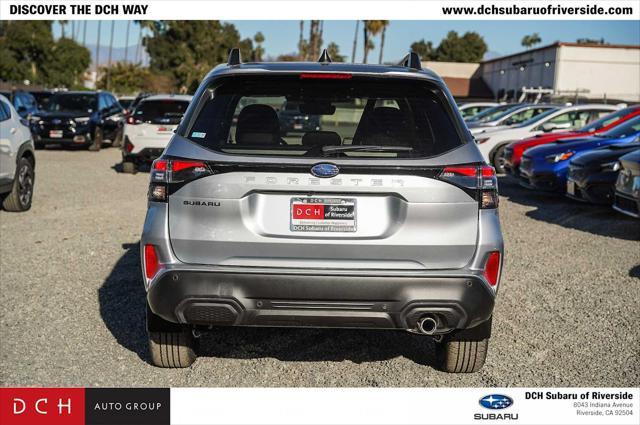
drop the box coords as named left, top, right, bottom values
left=479, top=394, right=513, bottom=410
left=52, top=118, right=61, bottom=124
left=310, top=163, right=339, bottom=178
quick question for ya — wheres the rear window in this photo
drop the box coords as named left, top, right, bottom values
left=47, top=94, right=96, bottom=113
left=134, top=100, right=190, bottom=124
left=186, top=76, right=464, bottom=158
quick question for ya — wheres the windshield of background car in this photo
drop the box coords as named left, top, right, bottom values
left=46, top=94, right=96, bottom=113
left=581, top=107, right=638, bottom=132
left=515, top=107, right=561, bottom=127
left=469, top=104, right=518, bottom=122
left=133, top=100, right=190, bottom=125
left=186, top=76, right=464, bottom=158
left=597, top=115, right=640, bottom=138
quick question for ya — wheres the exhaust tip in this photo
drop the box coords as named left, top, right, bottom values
left=417, top=316, right=438, bottom=335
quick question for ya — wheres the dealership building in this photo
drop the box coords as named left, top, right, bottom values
left=426, top=42, right=640, bottom=103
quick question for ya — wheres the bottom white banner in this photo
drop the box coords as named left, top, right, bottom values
left=171, top=387, right=639, bottom=425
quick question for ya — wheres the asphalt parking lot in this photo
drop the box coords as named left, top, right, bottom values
left=1, top=147, right=639, bottom=387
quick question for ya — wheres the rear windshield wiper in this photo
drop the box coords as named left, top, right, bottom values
left=321, top=145, right=414, bottom=154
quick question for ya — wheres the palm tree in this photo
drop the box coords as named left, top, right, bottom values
left=95, top=21, right=102, bottom=74
left=58, top=20, right=68, bottom=38
left=378, top=21, right=389, bottom=64
left=107, top=20, right=115, bottom=90
left=351, top=20, right=359, bottom=63
left=298, top=21, right=305, bottom=60
left=521, top=33, right=542, bottom=49
left=124, top=21, right=131, bottom=62
left=82, top=21, right=87, bottom=47
left=362, top=21, right=386, bottom=64
left=253, top=32, right=265, bottom=61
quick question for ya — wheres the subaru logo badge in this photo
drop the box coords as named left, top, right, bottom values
left=479, top=394, right=513, bottom=410
left=52, top=118, right=61, bottom=124
left=310, top=163, right=339, bottom=178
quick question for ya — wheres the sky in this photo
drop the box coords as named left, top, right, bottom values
left=52, top=20, right=640, bottom=63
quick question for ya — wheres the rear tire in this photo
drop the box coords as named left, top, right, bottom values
left=436, top=338, right=489, bottom=373
left=88, top=128, right=103, bottom=151
left=122, top=161, right=137, bottom=174
left=147, top=305, right=196, bottom=368
left=111, top=128, right=124, bottom=148
left=2, top=157, right=34, bottom=212
left=148, top=331, right=197, bottom=368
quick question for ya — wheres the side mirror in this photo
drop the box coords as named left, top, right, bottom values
left=17, top=105, right=27, bottom=114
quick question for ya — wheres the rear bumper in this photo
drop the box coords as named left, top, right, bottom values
left=123, top=146, right=165, bottom=163
left=147, top=270, right=495, bottom=334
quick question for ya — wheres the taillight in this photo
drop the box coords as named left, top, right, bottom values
left=483, top=251, right=501, bottom=286
left=124, top=136, right=134, bottom=153
left=127, top=116, right=141, bottom=125
left=149, top=158, right=212, bottom=202
left=144, top=244, right=160, bottom=279
left=439, top=165, right=498, bottom=209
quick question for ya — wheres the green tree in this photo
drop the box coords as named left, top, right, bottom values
left=45, top=37, right=91, bottom=88
left=0, top=21, right=90, bottom=87
left=97, top=62, right=150, bottom=93
left=521, top=33, right=542, bottom=49
left=326, top=42, right=345, bottom=62
left=0, top=21, right=53, bottom=83
left=434, top=31, right=487, bottom=62
left=144, top=21, right=254, bottom=92
left=410, top=39, right=437, bottom=61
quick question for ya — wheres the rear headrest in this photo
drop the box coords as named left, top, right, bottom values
left=236, top=104, right=281, bottom=145
left=301, top=131, right=341, bottom=147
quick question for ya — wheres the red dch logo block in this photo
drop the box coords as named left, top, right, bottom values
left=293, top=204, right=324, bottom=220
left=0, top=388, right=85, bottom=425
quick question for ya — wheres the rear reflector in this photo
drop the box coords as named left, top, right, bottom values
left=483, top=251, right=501, bottom=286
left=144, top=244, right=160, bottom=279
left=299, top=73, right=352, bottom=80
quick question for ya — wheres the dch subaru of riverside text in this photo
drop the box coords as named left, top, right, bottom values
left=139, top=49, right=504, bottom=372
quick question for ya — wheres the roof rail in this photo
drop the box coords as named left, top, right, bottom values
left=318, top=49, right=332, bottom=63
left=227, top=48, right=241, bottom=66
left=398, top=52, right=422, bottom=70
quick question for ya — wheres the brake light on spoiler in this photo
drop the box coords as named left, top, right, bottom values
left=148, top=159, right=212, bottom=202
left=438, top=165, right=499, bottom=209
left=299, top=73, right=352, bottom=80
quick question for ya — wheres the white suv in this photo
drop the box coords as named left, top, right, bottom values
left=121, top=94, right=192, bottom=173
left=0, top=95, right=35, bottom=212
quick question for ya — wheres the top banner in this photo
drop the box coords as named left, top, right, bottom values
left=2, top=0, right=639, bottom=20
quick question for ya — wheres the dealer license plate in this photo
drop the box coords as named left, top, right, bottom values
left=290, top=197, right=356, bottom=232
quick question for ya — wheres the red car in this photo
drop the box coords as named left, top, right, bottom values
left=503, top=105, right=640, bottom=176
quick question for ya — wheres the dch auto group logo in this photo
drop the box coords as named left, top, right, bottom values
left=474, top=394, right=518, bottom=421
left=0, top=388, right=85, bottom=425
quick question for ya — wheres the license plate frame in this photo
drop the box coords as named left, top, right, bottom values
left=567, top=179, right=576, bottom=195
left=290, top=197, right=357, bottom=233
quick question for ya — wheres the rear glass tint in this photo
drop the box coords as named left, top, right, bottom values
left=134, top=100, right=190, bottom=124
left=186, top=76, right=464, bottom=158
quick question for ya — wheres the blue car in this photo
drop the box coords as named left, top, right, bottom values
left=519, top=115, right=640, bottom=192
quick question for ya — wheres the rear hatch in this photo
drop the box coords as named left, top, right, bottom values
left=128, top=99, right=190, bottom=147
left=166, top=74, right=482, bottom=270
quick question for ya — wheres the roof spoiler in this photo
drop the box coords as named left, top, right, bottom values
left=227, top=48, right=241, bottom=66
left=398, top=52, right=422, bottom=70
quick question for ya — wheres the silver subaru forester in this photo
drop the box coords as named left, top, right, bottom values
left=140, top=50, right=504, bottom=372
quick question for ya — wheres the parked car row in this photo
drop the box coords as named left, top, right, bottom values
left=493, top=106, right=640, bottom=218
